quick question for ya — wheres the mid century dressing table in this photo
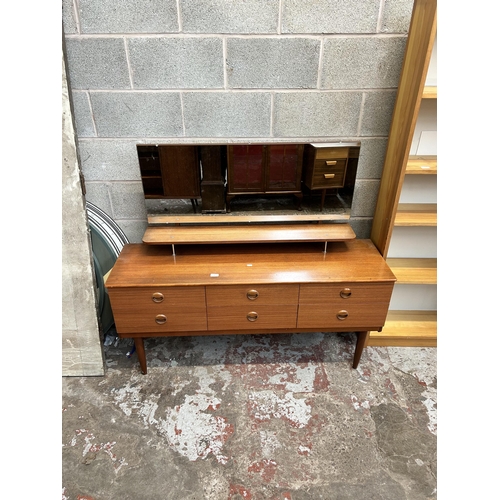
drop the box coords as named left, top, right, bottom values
left=105, top=217, right=395, bottom=374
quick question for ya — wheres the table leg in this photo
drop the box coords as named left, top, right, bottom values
left=134, top=337, right=148, bottom=374
left=320, top=189, right=326, bottom=212
left=353, top=331, right=369, bottom=369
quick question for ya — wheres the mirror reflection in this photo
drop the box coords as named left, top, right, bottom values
left=138, top=143, right=360, bottom=218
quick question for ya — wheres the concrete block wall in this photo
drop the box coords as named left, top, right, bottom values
left=63, top=0, right=413, bottom=242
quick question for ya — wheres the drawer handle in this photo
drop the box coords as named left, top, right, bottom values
left=155, top=314, right=167, bottom=325
left=337, top=310, right=349, bottom=321
left=340, top=288, right=352, bottom=299
left=325, top=160, right=337, bottom=166
left=152, top=292, right=164, bottom=303
left=247, top=311, right=258, bottom=322
left=247, top=289, right=259, bottom=300
left=323, top=173, right=336, bottom=179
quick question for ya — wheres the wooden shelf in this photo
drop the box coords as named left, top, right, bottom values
left=143, top=222, right=356, bottom=245
left=368, top=310, right=437, bottom=347
left=422, top=86, right=437, bottom=98
left=148, top=214, right=350, bottom=225
left=386, top=258, right=437, bottom=284
left=406, top=155, right=437, bottom=175
left=394, top=203, right=437, bottom=226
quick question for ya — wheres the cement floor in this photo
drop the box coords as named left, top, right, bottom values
left=62, top=332, right=436, bottom=499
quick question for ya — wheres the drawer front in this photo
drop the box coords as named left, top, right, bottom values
left=297, top=283, right=393, bottom=329
left=297, top=303, right=389, bottom=329
left=108, top=287, right=207, bottom=333
left=206, top=284, right=299, bottom=307
left=314, top=147, right=350, bottom=160
left=208, top=305, right=298, bottom=331
left=311, top=159, right=347, bottom=188
left=299, top=283, right=393, bottom=305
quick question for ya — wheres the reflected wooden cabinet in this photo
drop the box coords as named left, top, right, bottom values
left=226, top=144, right=304, bottom=210
left=138, top=145, right=201, bottom=211
left=303, top=145, right=350, bottom=211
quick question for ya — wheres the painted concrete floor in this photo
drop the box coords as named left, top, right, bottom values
left=62, top=333, right=437, bottom=500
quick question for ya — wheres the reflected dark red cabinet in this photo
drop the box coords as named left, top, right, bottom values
left=226, top=144, right=304, bottom=210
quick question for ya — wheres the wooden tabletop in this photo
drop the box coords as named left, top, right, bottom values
left=106, top=239, right=396, bottom=288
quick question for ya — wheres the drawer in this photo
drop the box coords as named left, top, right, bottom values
left=311, top=159, right=347, bottom=188
left=297, top=283, right=392, bottom=329
left=108, top=287, right=207, bottom=334
left=314, top=147, right=349, bottom=160
left=207, top=305, right=298, bottom=331
left=299, top=283, right=393, bottom=305
left=297, top=302, right=389, bottom=329
left=206, top=284, right=299, bottom=307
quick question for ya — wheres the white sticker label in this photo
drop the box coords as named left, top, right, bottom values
left=210, top=273, right=219, bottom=277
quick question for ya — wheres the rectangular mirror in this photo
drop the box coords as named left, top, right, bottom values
left=138, top=143, right=360, bottom=219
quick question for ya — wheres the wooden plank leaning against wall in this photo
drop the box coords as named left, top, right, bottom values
left=369, top=0, right=437, bottom=347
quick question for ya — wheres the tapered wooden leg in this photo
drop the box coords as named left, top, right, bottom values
left=134, top=337, right=147, bottom=374
left=353, top=331, right=369, bottom=369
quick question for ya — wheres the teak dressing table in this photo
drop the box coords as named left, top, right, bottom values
left=105, top=218, right=396, bottom=374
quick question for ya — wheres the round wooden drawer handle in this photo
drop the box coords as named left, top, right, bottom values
left=247, top=311, right=258, bottom=322
left=155, top=314, right=167, bottom=325
left=340, top=288, right=352, bottom=299
left=152, top=292, right=164, bottom=303
left=337, top=310, right=349, bottom=320
left=246, top=289, right=259, bottom=300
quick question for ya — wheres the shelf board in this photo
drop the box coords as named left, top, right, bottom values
left=406, top=155, right=437, bottom=175
left=394, top=203, right=437, bottom=227
left=369, top=310, right=437, bottom=347
left=386, top=258, right=437, bottom=284
left=143, top=222, right=356, bottom=245
left=422, top=86, right=437, bottom=98
left=148, top=214, right=350, bottom=225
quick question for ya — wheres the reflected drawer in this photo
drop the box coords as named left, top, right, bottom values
left=311, top=159, right=347, bottom=188
left=314, top=147, right=350, bottom=160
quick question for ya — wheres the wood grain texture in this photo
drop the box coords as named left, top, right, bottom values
left=387, top=258, right=437, bottom=284
left=105, top=240, right=396, bottom=288
left=422, top=86, right=437, bottom=99
left=107, top=287, right=207, bottom=334
left=148, top=214, right=351, bottom=224
left=406, top=155, right=437, bottom=175
left=394, top=204, right=437, bottom=226
left=206, top=284, right=299, bottom=307
left=142, top=223, right=356, bottom=245
left=369, top=310, right=437, bottom=346
left=207, top=305, right=298, bottom=330
left=370, top=0, right=437, bottom=257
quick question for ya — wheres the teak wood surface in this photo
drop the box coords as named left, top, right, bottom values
left=106, top=239, right=395, bottom=373
left=142, top=223, right=356, bottom=245
left=105, top=239, right=396, bottom=288
left=148, top=214, right=351, bottom=224
left=370, top=0, right=437, bottom=257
